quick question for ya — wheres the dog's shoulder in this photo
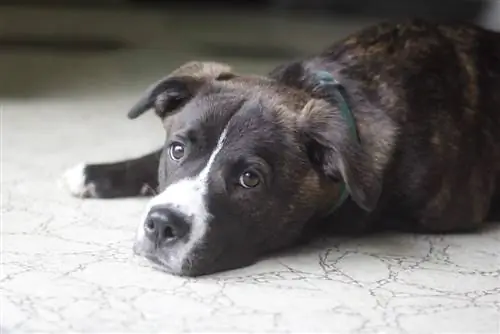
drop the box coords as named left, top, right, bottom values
left=322, top=19, right=491, bottom=58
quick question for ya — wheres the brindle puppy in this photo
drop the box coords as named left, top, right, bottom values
left=61, top=19, right=500, bottom=276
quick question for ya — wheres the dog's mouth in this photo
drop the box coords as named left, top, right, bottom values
left=139, top=251, right=178, bottom=274
left=133, top=242, right=172, bottom=271
left=144, top=253, right=162, bottom=266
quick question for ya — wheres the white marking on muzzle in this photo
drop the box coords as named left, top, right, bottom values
left=135, top=127, right=228, bottom=271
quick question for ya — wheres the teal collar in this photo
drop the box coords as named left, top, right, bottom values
left=315, top=71, right=360, bottom=215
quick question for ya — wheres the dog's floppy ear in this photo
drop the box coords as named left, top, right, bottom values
left=298, top=98, right=382, bottom=212
left=127, top=61, right=236, bottom=119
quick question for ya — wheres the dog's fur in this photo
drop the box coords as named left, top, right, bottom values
left=61, top=19, right=500, bottom=276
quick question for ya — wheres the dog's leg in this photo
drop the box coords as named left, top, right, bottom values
left=59, top=149, right=162, bottom=199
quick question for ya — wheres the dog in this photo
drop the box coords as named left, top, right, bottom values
left=61, top=19, right=500, bottom=276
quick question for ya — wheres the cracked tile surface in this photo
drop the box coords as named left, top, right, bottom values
left=1, top=8, right=500, bottom=333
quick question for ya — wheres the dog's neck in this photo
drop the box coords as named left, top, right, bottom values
left=314, top=70, right=360, bottom=216
left=269, top=60, right=380, bottom=217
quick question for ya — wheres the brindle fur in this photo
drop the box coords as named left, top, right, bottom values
left=71, top=19, right=500, bottom=275
left=269, top=19, right=500, bottom=233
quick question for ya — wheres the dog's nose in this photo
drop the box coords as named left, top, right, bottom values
left=144, top=205, right=190, bottom=244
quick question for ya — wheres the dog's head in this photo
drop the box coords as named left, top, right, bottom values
left=131, top=61, right=381, bottom=276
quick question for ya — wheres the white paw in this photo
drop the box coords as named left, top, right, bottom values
left=58, top=163, right=96, bottom=198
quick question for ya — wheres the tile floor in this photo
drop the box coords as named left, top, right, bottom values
left=1, top=6, right=499, bottom=333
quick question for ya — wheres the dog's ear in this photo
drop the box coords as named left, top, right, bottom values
left=127, top=61, right=236, bottom=119
left=298, top=99, right=382, bottom=212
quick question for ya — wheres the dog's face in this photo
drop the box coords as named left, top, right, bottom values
left=131, top=62, right=381, bottom=276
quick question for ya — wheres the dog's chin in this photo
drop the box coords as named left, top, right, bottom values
left=144, top=254, right=186, bottom=275
left=139, top=254, right=207, bottom=277
left=133, top=242, right=258, bottom=277
left=132, top=242, right=201, bottom=277
left=133, top=246, right=182, bottom=275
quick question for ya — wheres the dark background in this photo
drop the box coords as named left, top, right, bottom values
left=0, top=0, right=498, bottom=98
left=0, top=0, right=490, bottom=19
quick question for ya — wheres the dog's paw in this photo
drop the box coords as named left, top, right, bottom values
left=58, top=163, right=97, bottom=198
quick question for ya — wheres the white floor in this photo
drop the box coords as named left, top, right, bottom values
left=1, top=6, right=500, bottom=334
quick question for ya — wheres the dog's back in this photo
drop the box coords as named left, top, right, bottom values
left=270, top=20, right=500, bottom=232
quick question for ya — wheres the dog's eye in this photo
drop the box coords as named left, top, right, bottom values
left=169, top=142, right=185, bottom=161
left=239, top=171, right=260, bottom=188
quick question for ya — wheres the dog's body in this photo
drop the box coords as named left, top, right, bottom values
left=62, top=19, right=500, bottom=276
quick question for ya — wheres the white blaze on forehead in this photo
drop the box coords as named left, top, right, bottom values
left=135, top=127, right=229, bottom=271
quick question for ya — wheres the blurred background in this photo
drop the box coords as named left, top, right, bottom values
left=0, top=0, right=499, bottom=99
